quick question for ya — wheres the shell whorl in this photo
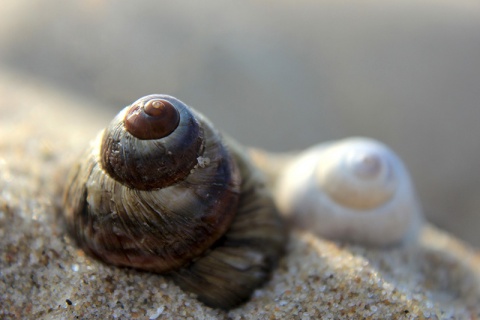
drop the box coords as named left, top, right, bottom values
left=62, top=94, right=285, bottom=309
left=275, top=137, right=422, bottom=246
left=124, top=98, right=180, bottom=140
left=315, top=139, right=397, bottom=210
left=101, top=95, right=204, bottom=190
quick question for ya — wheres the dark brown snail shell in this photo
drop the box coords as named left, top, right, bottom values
left=62, top=94, right=285, bottom=309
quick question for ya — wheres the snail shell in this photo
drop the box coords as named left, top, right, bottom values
left=274, top=137, right=422, bottom=246
left=63, top=94, right=285, bottom=309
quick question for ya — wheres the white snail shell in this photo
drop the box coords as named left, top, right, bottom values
left=275, top=137, right=423, bottom=246
left=62, top=94, right=285, bottom=309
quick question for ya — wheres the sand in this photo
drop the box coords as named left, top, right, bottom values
left=1, top=70, right=479, bottom=319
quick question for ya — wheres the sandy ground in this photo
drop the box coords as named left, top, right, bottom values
left=1, top=70, right=480, bottom=319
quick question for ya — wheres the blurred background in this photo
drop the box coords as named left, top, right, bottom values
left=1, top=0, right=479, bottom=247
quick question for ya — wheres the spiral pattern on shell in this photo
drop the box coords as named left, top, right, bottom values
left=274, top=137, right=422, bottom=246
left=62, top=94, right=285, bottom=309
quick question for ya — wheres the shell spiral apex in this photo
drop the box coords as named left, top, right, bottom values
left=275, top=137, right=423, bottom=246
left=124, top=97, right=180, bottom=140
left=101, top=95, right=205, bottom=190
left=62, top=94, right=285, bottom=309
left=315, top=138, right=397, bottom=210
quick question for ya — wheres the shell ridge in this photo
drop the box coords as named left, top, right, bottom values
left=170, top=138, right=285, bottom=309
